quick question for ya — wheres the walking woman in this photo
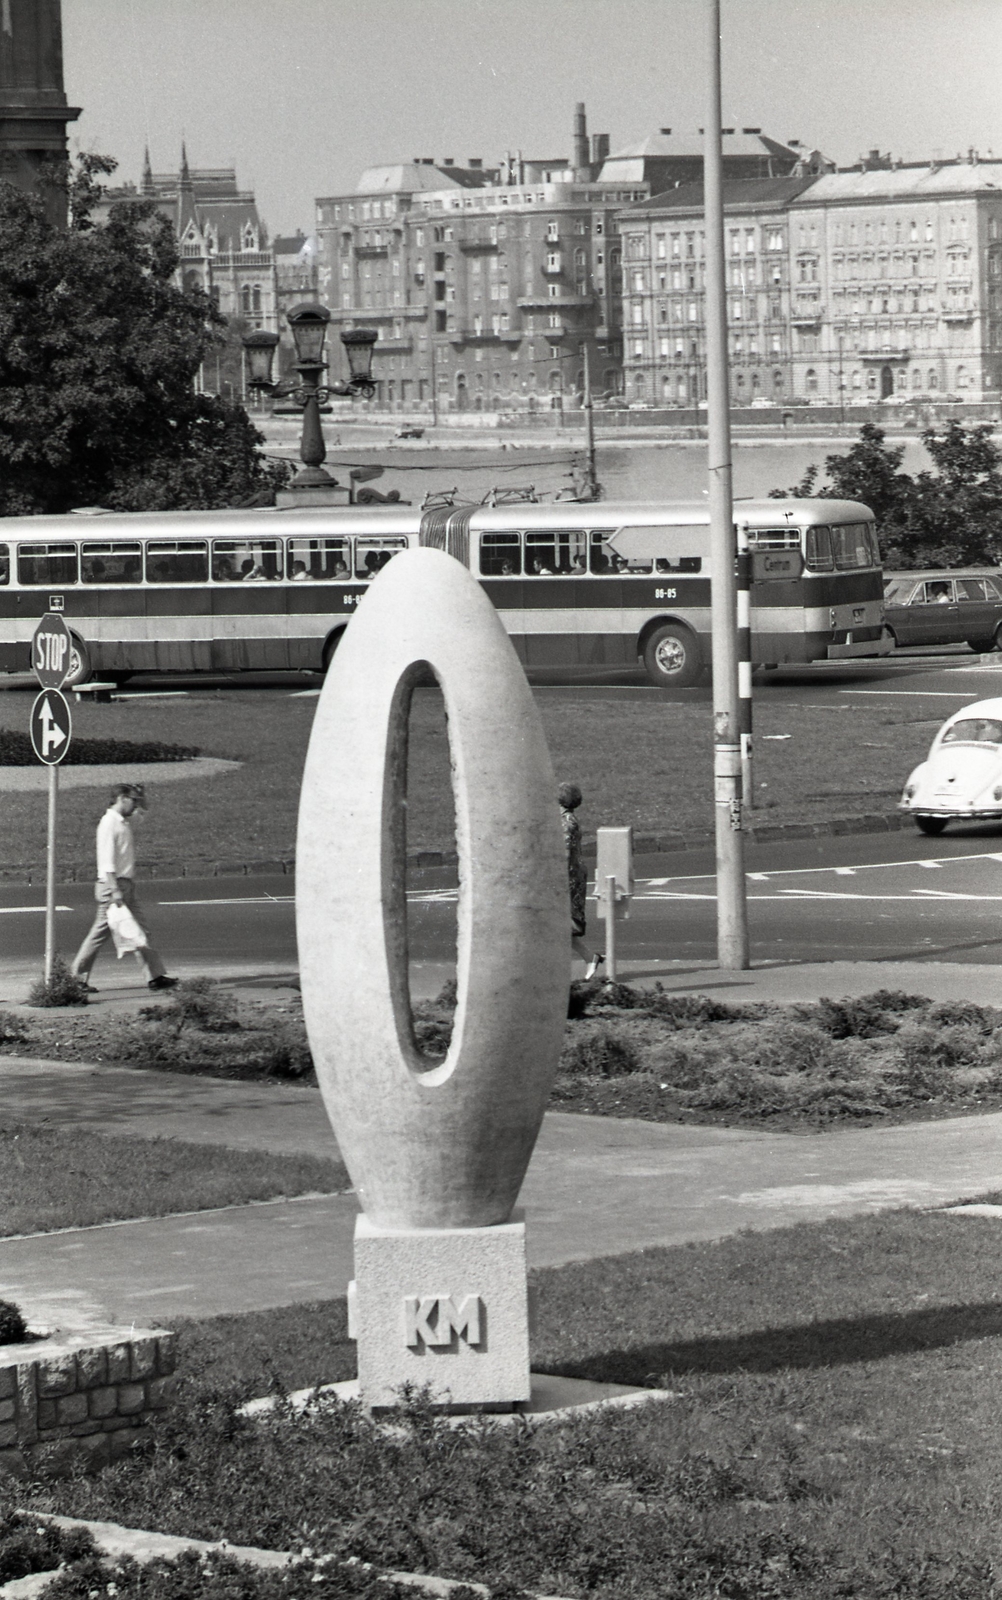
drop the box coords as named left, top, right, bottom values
left=558, top=782, right=603, bottom=980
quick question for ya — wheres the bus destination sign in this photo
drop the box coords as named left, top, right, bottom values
left=32, top=613, right=73, bottom=690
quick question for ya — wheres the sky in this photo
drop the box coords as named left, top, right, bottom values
left=64, top=0, right=1002, bottom=239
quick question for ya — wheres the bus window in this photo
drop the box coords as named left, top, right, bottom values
left=355, top=537, right=407, bottom=580
left=805, top=526, right=833, bottom=571
left=146, top=541, right=209, bottom=584
left=747, top=528, right=800, bottom=550
left=286, top=537, right=350, bottom=580
left=830, top=523, right=873, bottom=570
left=480, top=532, right=521, bottom=576
left=17, top=543, right=79, bottom=586
left=525, top=532, right=555, bottom=575
left=212, top=539, right=282, bottom=581
left=525, top=530, right=587, bottom=576
left=81, top=542, right=142, bottom=584
left=589, top=531, right=618, bottom=574
left=0, top=544, right=8, bottom=586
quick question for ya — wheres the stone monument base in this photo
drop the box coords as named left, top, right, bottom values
left=348, top=1211, right=530, bottom=1411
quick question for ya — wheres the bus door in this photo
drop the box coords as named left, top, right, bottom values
left=522, top=527, right=589, bottom=667
left=476, top=531, right=526, bottom=662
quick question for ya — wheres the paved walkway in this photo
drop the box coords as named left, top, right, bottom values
left=2, top=952, right=1002, bottom=1333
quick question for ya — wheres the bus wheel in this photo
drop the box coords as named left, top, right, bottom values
left=321, top=631, right=345, bottom=672
left=642, top=624, right=701, bottom=688
left=916, top=816, right=948, bottom=836
left=64, top=634, right=92, bottom=687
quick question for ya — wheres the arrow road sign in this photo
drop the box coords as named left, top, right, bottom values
left=30, top=689, right=72, bottom=766
left=32, top=613, right=73, bottom=690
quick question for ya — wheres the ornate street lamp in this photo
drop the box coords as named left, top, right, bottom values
left=244, top=307, right=378, bottom=488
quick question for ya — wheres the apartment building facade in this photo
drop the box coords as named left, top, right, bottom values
left=617, top=177, right=816, bottom=406
left=315, top=162, right=640, bottom=411
left=788, top=162, right=1002, bottom=404
left=313, top=110, right=805, bottom=412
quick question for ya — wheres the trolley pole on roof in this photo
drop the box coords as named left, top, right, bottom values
left=705, top=0, right=749, bottom=968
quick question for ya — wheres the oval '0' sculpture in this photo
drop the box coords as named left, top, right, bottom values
left=296, top=546, right=568, bottom=1230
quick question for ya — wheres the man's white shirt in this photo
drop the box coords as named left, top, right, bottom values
left=96, top=809, right=136, bottom=880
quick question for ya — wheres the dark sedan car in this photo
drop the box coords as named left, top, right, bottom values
left=882, top=570, right=1002, bottom=652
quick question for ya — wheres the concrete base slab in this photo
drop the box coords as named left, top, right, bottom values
left=242, top=1370, right=674, bottom=1426
left=351, top=1212, right=530, bottom=1410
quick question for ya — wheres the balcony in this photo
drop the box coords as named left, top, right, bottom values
left=542, top=256, right=563, bottom=276
left=449, top=326, right=506, bottom=345
left=860, top=347, right=910, bottom=363
left=942, top=300, right=975, bottom=322
left=355, top=243, right=388, bottom=258
left=517, top=293, right=593, bottom=310
left=791, top=299, right=823, bottom=326
left=459, top=237, right=499, bottom=253
left=375, top=337, right=413, bottom=354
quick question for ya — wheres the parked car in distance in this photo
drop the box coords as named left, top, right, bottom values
left=882, top=569, right=1002, bottom=652
left=901, top=697, right=1002, bottom=834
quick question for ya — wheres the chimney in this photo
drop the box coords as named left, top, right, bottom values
left=592, top=132, right=610, bottom=165
left=573, top=101, right=589, bottom=177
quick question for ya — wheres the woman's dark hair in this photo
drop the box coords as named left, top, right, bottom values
left=558, top=782, right=582, bottom=810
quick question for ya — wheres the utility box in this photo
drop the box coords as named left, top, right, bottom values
left=595, top=826, right=633, bottom=921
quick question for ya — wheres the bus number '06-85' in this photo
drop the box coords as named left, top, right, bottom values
left=654, top=587, right=677, bottom=600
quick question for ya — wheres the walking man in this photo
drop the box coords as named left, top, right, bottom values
left=71, top=783, right=177, bottom=992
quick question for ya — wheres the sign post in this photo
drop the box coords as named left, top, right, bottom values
left=30, top=615, right=73, bottom=985
left=595, top=826, right=633, bottom=983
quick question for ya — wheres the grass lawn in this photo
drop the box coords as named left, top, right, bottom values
left=0, top=682, right=938, bottom=873
left=20, top=1205, right=1002, bottom=1598
left=0, top=1125, right=348, bottom=1235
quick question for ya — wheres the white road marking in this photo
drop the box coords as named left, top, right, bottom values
left=834, top=867, right=856, bottom=876
left=917, top=860, right=943, bottom=869
left=843, top=690, right=974, bottom=698
left=0, top=905, right=72, bottom=914
left=157, top=895, right=295, bottom=907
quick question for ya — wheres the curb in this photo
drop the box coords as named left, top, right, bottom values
left=0, top=810, right=913, bottom=885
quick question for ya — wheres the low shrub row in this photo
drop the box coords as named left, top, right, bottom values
left=0, top=729, right=200, bottom=766
left=13, top=978, right=1002, bottom=1128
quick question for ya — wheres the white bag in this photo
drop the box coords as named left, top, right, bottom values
left=106, top=901, right=148, bottom=957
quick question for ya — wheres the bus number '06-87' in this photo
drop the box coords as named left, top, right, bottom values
left=654, top=587, right=677, bottom=600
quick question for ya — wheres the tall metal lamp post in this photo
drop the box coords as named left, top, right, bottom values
left=243, top=306, right=378, bottom=489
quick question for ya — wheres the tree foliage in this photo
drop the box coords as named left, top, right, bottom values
left=771, top=420, right=1002, bottom=568
left=0, top=157, right=285, bottom=516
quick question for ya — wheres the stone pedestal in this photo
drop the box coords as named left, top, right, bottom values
left=348, top=1212, right=530, bottom=1411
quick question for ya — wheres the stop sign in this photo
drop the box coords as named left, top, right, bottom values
left=32, top=613, right=72, bottom=690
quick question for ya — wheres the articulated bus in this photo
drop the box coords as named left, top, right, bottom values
left=0, top=497, right=886, bottom=689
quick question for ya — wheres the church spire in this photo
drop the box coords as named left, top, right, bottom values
left=177, top=140, right=198, bottom=238
left=141, top=144, right=153, bottom=195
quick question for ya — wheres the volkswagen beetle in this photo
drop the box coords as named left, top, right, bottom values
left=901, top=696, right=1002, bottom=835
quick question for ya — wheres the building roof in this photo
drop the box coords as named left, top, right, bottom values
left=622, top=174, right=819, bottom=218
left=354, top=163, right=470, bottom=194
left=598, top=127, right=799, bottom=181
left=792, top=162, right=1002, bottom=205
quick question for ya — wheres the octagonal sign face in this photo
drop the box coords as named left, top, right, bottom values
left=32, top=613, right=72, bottom=690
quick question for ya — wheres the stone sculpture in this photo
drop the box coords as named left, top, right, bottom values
left=297, top=546, right=567, bottom=1406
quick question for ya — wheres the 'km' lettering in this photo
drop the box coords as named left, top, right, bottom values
left=403, top=1294, right=483, bottom=1349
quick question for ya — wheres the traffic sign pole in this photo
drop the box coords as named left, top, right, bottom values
left=29, top=665, right=73, bottom=987
left=45, top=766, right=57, bottom=985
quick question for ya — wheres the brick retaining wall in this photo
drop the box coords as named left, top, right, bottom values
left=0, top=1326, right=176, bottom=1475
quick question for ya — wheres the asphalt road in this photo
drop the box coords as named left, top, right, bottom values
left=6, top=832, right=1002, bottom=973
left=6, top=648, right=1002, bottom=972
